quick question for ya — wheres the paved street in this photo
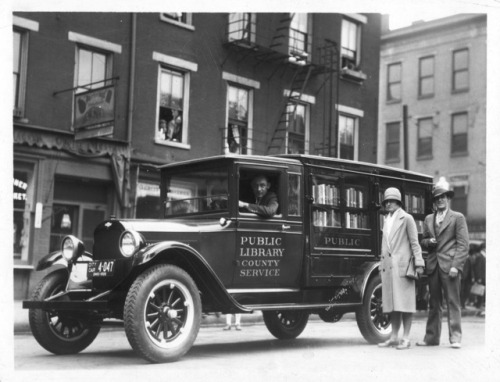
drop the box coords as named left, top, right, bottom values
left=7, top=314, right=497, bottom=382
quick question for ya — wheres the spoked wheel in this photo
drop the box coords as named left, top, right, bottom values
left=263, top=310, right=309, bottom=340
left=124, top=264, right=201, bottom=363
left=356, top=274, right=391, bottom=344
left=28, top=269, right=101, bottom=355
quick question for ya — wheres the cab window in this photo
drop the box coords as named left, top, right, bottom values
left=238, top=169, right=281, bottom=217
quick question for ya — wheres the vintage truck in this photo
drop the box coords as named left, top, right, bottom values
left=23, top=154, right=433, bottom=363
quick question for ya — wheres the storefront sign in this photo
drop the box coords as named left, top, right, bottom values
left=74, top=85, right=115, bottom=139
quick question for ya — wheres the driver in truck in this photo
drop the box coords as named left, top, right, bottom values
left=239, top=175, right=279, bottom=218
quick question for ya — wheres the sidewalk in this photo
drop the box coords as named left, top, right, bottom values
left=13, top=300, right=483, bottom=334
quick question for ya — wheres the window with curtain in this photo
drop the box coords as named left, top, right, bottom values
left=157, top=68, right=185, bottom=143
left=341, top=18, right=360, bottom=69
left=227, top=85, right=249, bottom=154
left=289, top=13, right=308, bottom=56
left=339, top=115, right=356, bottom=160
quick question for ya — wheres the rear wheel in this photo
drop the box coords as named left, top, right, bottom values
left=263, top=310, right=309, bottom=340
left=28, top=269, right=101, bottom=355
left=124, top=264, right=201, bottom=363
left=355, top=274, right=391, bottom=344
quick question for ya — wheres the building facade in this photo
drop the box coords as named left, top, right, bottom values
left=13, top=12, right=381, bottom=299
left=378, top=14, right=486, bottom=239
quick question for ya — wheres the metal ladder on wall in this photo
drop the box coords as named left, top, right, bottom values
left=266, top=64, right=313, bottom=155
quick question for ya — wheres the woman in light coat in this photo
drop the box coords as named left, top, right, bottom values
left=378, top=188, right=425, bottom=350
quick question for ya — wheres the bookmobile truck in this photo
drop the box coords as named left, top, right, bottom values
left=24, top=154, right=433, bottom=363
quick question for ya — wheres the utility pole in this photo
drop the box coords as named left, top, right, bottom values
left=403, top=105, right=409, bottom=170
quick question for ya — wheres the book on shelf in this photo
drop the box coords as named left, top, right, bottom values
left=313, top=184, right=339, bottom=206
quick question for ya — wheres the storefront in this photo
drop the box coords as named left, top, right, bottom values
left=13, top=125, right=130, bottom=299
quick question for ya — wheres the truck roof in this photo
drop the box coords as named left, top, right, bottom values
left=158, top=154, right=433, bottom=183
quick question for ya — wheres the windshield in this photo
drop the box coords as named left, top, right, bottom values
left=165, top=168, right=229, bottom=216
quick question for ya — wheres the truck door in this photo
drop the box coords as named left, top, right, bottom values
left=232, top=165, right=304, bottom=289
left=306, top=169, right=378, bottom=287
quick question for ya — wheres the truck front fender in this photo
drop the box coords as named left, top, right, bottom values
left=35, top=251, right=68, bottom=271
left=133, top=241, right=253, bottom=314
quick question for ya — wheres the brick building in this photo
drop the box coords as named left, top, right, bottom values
left=378, top=14, right=486, bottom=239
left=13, top=12, right=381, bottom=299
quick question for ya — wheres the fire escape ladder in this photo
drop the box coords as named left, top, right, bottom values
left=267, top=64, right=313, bottom=155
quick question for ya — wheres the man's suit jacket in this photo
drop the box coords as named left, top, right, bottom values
left=246, top=191, right=279, bottom=218
left=421, top=209, right=469, bottom=274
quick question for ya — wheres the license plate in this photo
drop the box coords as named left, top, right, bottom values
left=87, top=260, right=115, bottom=277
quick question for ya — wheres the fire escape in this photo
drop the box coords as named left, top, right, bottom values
left=222, top=13, right=339, bottom=156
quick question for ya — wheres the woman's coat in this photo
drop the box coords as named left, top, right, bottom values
left=380, top=208, right=425, bottom=313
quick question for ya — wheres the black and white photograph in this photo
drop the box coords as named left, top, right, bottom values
left=2, top=0, right=500, bottom=381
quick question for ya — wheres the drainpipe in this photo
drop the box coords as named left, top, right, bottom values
left=125, top=13, right=137, bottom=217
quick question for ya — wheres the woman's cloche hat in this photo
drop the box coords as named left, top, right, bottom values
left=383, top=187, right=401, bottom=203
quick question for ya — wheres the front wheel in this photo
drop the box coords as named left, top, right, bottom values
left=124, top=264, right=201, bottom=363
left=263, top=310, right=309, bottom=340
left=28, top=269, right=101, bottom=355
left=355, top=274, right=391, bottom=344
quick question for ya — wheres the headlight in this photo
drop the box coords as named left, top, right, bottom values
left=61, top=235, right=84, bottom=262
left=120, top=230, right=142, bottom=257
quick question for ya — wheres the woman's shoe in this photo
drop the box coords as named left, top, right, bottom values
left=223, top=325, right=231, bottom=330
left=396, top=339, right=411, bottom=350
left=378, top=339, right=399, bottom=347
left=235, top=325, right=242, bottom=331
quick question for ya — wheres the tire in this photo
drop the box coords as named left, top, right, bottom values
left=355, top=274, right=391, bottom=344
left=124, top=264, right=201, bottom=363
left=263, top=310, right=309, bottom=340
left=318, top=309, right=343, bottom=323
left=28, top=269, right=101, bottom=355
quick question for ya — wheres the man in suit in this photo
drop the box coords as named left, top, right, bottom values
left=417, top=179, right=469, bottom=349
left=239, top=175, right=279, bottom=218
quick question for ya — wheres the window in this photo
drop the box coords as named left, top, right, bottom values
left=165, top=169, right=229, bottom=217
left=341, top=18, right=360, bottom=69
left=451, top=185, right=467, bottom=216
left=287, top=102, right=308, bottom=154
left=13, top=29, right=27, bottom=116
left=385, top=122, right=400, bottom=162
left=289, top=13, right=309, bottom=57
left=339, top=115, right=356, bottom=160
left=417, top=118, right=433, bottom=158
left=387, top=63, right=401, bottom=102
left=136, top=182, right=161, bottom=218
left=419, top=56, right=434, bottom=97
left=157, top=68, right=186, bottom=144
left=288, top=173, right=301, bottom=217
left=451, top=112, right=468, bottom=154
left=160, top=13, right=193, bottom=29
left=311, top=173, right=369, bottom=229
left=228, top=13, right=255, bottom=44
left=13, top=17, right=38, bottom=117
left=75, top=46, right=113, bottom=93
left=452, top=48, right=469, bottom=92
left=14, top=164, right=35, bottom=262
left=227, top=85, right=250, bottom=154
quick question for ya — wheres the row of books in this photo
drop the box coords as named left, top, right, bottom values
left=313, top=209, right=341, bottom=227
left=312, top=184, right=367, bottom=208
left=404, top=194, right=425, bottom=214
left=345, top=187, right=366, bottom=208
left=312, top=184, right=340, bottom=206
left=312, top=209, right=369, bottom=229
